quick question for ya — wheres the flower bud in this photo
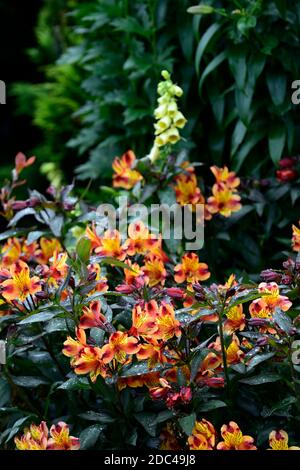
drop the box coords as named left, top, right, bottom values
left=260, top=269, right=281, bottom=283
left=161, top=70, right=170, bottom=80
left=248, top=318, right=269, bottom=327
left=173, top=85, right=183, bottom=97
left=87, top=271, right=97, bottom=282
left=164, top=287, right=185, bottom=299
left=279, top=157, right=297, bottom=168
left=256, top=336, right=269, bottom=346
left=11, top=200, right=28, bottom=210
left=281, top=274, right=292, bottom=285
left=276, top=168, right=298, bottom=182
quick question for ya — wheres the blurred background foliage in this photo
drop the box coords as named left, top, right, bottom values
left=3, top=0, right=300, bottom=278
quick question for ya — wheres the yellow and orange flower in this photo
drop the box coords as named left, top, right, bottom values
left=129, top=300, right=159, bottom=338
left=224, top=304, right=245, bottom=333
left=46, top=251, right=69, bottom=286
left=0, top=260, right=41, bottom=302
left=209, top=335, right=244, bottom=365
left=207, top=183, right=242, bottom=218
left=87, top=263, right=108, bottom=294
left=174, top=252, right=210, bottom=286
left=173, top=171, right=204, bottom=206
left=188, top=419, right=216, bottom=450
left=210, top=165, right=240, bottom=190
left=125, top=221, right=161, bottom=257
left=268, top=430, right=300, bottom=450
left=216, top=422, right=257, bottom=450
left=73, top=346, right=108, bottom=382
left=156, top=302, right=181, bottom=341
left=15, top=420, right=80, bottom=451
left=63, top=327, right=87, bottom=362
left=249, top=282, right=292, bottom=319
left=47, top=422, right=80, bottom=450
left=35, top=237, right=63, bottom=264
left=101, top=331, right=140, bottom=364
left=136, top=339, right=170, bottom=369
left=15, top=421, right=48, bottom=450
left=123, top=259, right=147, bottom=286
left=1, top=237, right=22, bottom=266
left=142, top=254, right=166, bottom=287
left=112, top=150, right=143, bottom=190
left=94, top=229, right=127, bottom=261
left=118, top=371, right=160, bottom=391
left=292, top=221, right=300, bottom=252
left=85, top=225, right=102, bottom=251
left=79, top=300, right=107, bottom=329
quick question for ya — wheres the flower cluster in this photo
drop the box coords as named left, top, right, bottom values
left=15, top=421, right=80, bottom=451
left=206, top=165, right=242, bottom=217
left=153, top=70, right=187, bottom=149
left=184, top=419, right=300, bottom=451
left=173, top=163, right=241, bottom=219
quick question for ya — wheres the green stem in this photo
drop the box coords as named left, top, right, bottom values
left=218, top=300, right=230, bottom=390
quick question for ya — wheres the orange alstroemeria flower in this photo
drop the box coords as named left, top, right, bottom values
left=1, top=260, right=41, bottom=302
left=79, top=300, right=107, bottom=329
left=15, top=421, right=49, bottom=450
left=156, top=303, right=181, bottom=341
left=210, top=166, right=240, bottom=190
left=125, top=221, right=160, bottom=257
left=47, top=251, right=69, bottom=285
left=73, top=346, right=108, bottom=382
left=47, top=422, right=80, bottom=450
left=224, top=305, right=245, bottom=333
left=188, top=419, right=216, bottom=450
left=129, top=300, right=159, bottom=338
left=207, top=183, right=242, bottom=218
left=123, top=260, right=147, bottom=286
left=217, top=422, right=257, bottom=450
left=94, top=229, right=127, bottom=261
left=142, top=254, right=167, bottom=287
left=174, top=252, right=210, bottom=286
left=62, top=327, right=87, bottom=362
left=136, top=340, right=170, bottom=369
left=35, top=237, right=63, bottom=264
left=173, top=171, right=204, bottom=206
left=1, top=237, right=22, bottom=266
left=15, top=421, right=80, bottom=451
left=85, top=225, right=102, bottom=251
left=101, top=331, right=140, bottom=364
left=209, top=335, right=244, bottom=365
left=87, top=263, right=108, bottom=294
left=112, top=150, right=143, bottom=189
left=292, top=221, right=300, bottom=252
left=249, top=282, right=292, bottom=319
left=117, top=371, right=160, bottom=391
left=268, top=430, right=300, bottom=450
